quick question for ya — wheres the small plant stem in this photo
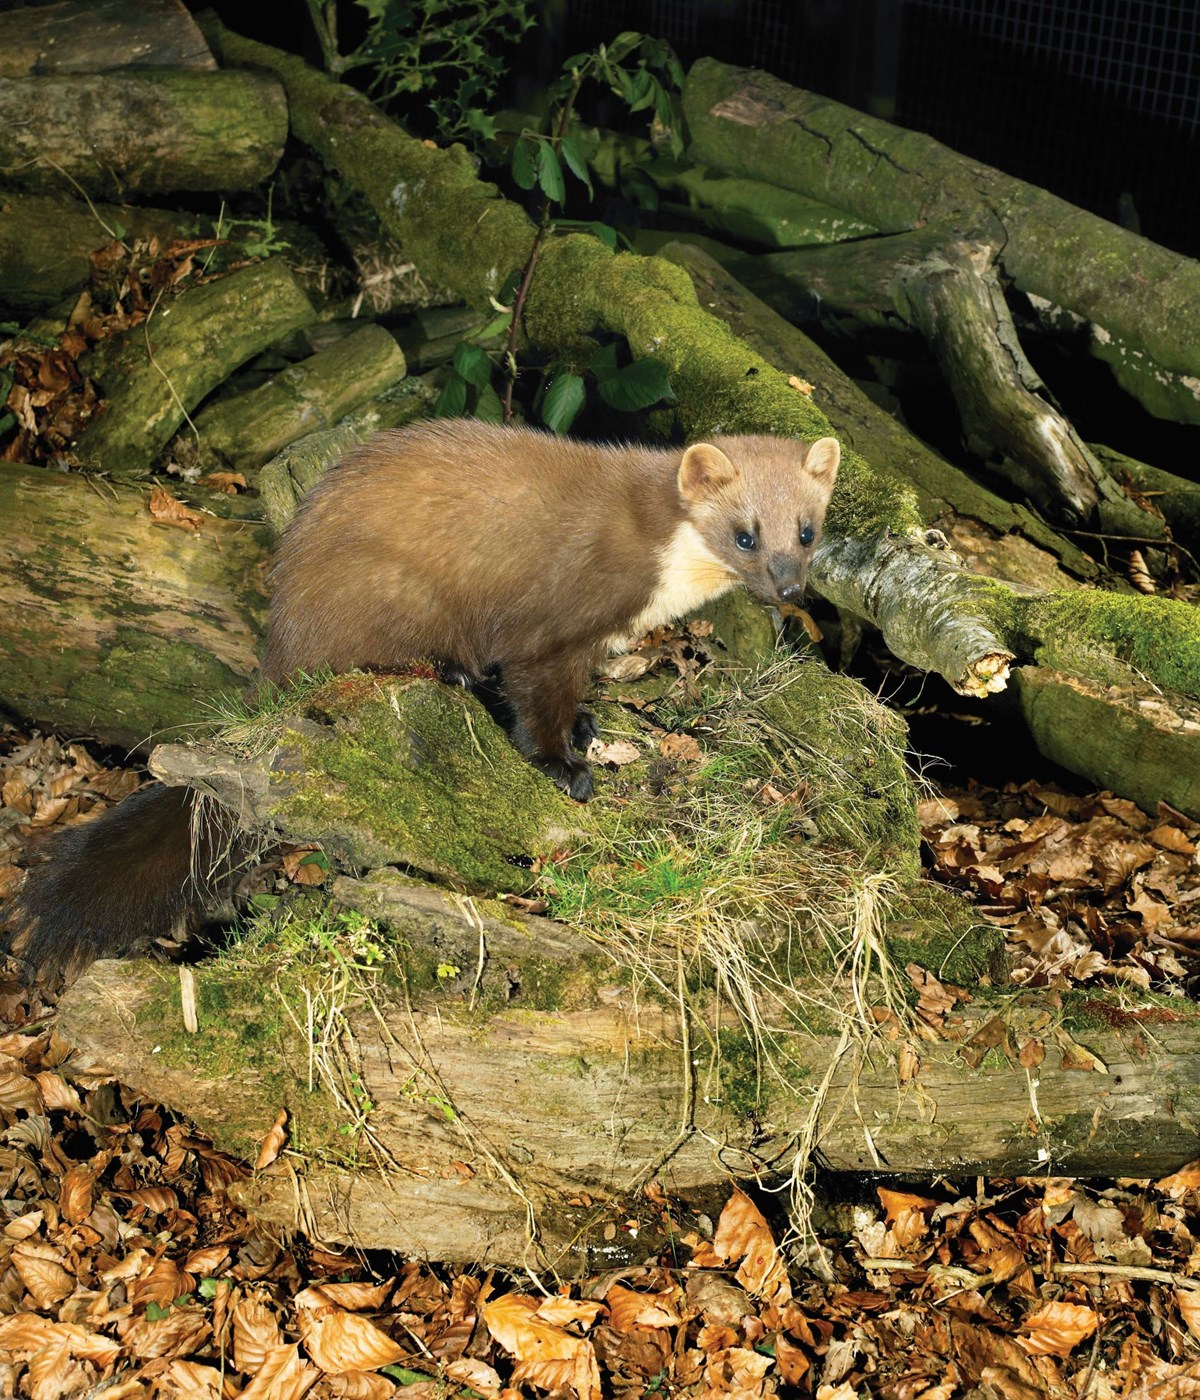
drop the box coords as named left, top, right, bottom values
left=501, top=69, right=587, bottom=425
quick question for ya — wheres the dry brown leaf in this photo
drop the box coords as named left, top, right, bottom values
left=710, top=1187, right=792, bottom=1307
left=155, top=1359, right=226, bottom=1399
left=296, top=1286, right=405, bottom=1373
left=239, top=1341, right=321, bottom=1400
left=198, top=470, right=248, bottom=494
left=128, top=1256, right=194, bottom=1309
left=774, top=1333, right=810, bottom=1385
left=534, top=1296, right=606, bottom=1329
left=59, top=1163, right=95, bottom=1223
left=1157, top=1158, right=1200, bottom=1193
left=1018, top=1300, right=1098, bottom=1356
left=445, top=1356, right=504, bottom=1397
left=1177, top=1288, right=1200, bottom=1341
left=148, top=484, right=204, bottom=532
left=281, top=846, right=329, bottom=887
left=314, top=1279, right=394, bottom=1311
left=0, top=1069, right=44, bottom=1112
left=255, top=1108, right=289, bottom=1170
left=590, top=738, right=641, bottom=766
left=123, top=1305, right=210, bottom=1360
left=4, top=1209, right=44, bottom=1241
left=12, top=1239, right=75, bottom=1307
left=599, top=653, right=653, bottom=681
left=0, top=1314, right=120, bottom=1366
left=658, top=732, right=702, bottom=762
left=484, top=1293, right=601, bottom=1400
left=1149, top=824, right=1196, bottom=854
left=605, top=1283, right=682, bottom=1331
left=233, top=1289, right=286, bottom=1374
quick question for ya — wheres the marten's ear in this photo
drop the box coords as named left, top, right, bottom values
left=679, top=443, right=738, bottom=501
left=803, top=437, right=840, bottom=483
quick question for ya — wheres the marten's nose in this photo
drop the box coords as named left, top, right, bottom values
left=767, top=554, right=805, bottom=602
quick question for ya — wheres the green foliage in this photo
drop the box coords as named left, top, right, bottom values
left=325, top=0, right=535, bottom=146
left=534, top=342, right=676, bottom=435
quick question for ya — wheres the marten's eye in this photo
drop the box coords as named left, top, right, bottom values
left=734, top=530, right=756, bottom=551
left=799, top=523, right=815, bottom=547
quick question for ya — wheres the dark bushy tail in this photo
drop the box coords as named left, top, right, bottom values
left=2, top=784, right=231, bottom=983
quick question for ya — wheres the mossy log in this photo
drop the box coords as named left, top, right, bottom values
left=192, top=325, right=410, bottom=472
left=643, top=155, right=877, bottom=250
left=0, top=462, right=268, bottom=751
left=75, top=257, right=317, bottom=479
left=0, top=70, right=285, bottom=198
left=0, top=0, right=214, bottom=77
left=50, top=675, right=1200, bottom=1262
left=684, top=58, right=1200, bottom=427
left=0, top=192, right=187, bottom=316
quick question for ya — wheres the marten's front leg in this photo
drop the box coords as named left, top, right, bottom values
left=502, top=651, right=595, bottom=801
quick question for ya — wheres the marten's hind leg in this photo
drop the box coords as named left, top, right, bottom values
left=502, top=652, right=595, bottom=801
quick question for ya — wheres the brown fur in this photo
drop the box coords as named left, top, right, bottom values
left=264, top=420, right=838, bottom=799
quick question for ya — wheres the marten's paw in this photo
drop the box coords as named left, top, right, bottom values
left=570, top=708, right=599, bottom=752
left=438, top=662, right=478, bottom=689
left=532, top=753, right=594, bottom=802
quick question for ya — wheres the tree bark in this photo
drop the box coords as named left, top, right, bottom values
left=75, top=258, right=317, bottom=479
left=683, top=58, right=1200, bottom=427
left=0, top=0, right=214, bottom=77
left=0, top=462, right=267, bottom=751
left=0, top=70, right=286, bottom=197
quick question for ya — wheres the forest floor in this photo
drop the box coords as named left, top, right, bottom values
left=1, top=720, right=1199, bottom=1399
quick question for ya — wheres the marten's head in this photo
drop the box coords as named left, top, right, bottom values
left=678, top=434, right=840, bottom=605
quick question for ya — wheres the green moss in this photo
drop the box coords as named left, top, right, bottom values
left=259, top=676, right=575, bottom=893
left=136, top=964, right=346, bottom=1161
left=1022, top=591, right=1200, bottom=699
left=885, top=881, right=1007, bottom=987
left=716, top=1028, right=767, bottom=1120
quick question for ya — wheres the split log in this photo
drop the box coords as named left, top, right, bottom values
left=0, top=193, right=186, bottom=317
left=48, top=676, right=1200, bottom=1262
left=0, top=70, right=286, bottom=197
left=75, top=257, right=317, bottom=479
left=0, top=0, right=214, bottom=77
left=192, top=325, right=409, bottom=472
left=0, top=462, right=267, bottom=751
left=683, top=58, right=1200, bottom=428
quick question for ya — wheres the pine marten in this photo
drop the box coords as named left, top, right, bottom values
left=5, top=419, right=839, bottom=979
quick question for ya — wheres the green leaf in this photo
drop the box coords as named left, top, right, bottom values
left=554, top=219, right=619, bottom=249
left=627, top=67, right=656, bottom=113
left=607, top=31, right=642, bottom=63
left=452, top=341, right=493, bottom=389
left=382, top=1367, right=433, bottom=1386
left=511, top=134, right=538, bottom=190
left=472, top=381, right=504, bottom=423
left=596, top=358, right=675, bottom=412
left=299, top=850, right=331, bottom=870
left=558, top=135, right=592, bottom=198
left=198, top=1277, right=222, bottom=1300
left=434, top=373, right=468, bottom=418
left=249, top=893, right=279, bottom=912
left=145, top=1302, right=172, bottom=1321
left=541, top=373, right=586, bottom=434
left=535, top=143, right=565, bottom=203
left=587, top=341, right=620, bottom=380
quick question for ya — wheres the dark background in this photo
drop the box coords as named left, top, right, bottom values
left=555, top=0, right=1200, bottom=257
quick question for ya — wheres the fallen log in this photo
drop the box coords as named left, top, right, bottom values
left=683, top=58, right=1200, bottom=428
left=49, top=674, right=1200, bottom=1262
left=75, top=257, right=317, bottom=479
left=192, top=325, right=409, bottom=472
left=0, top=462, right=267, bottom=750
left=0, top=70, right=286, bottom=197
left=0, top=0, right=214, bottom=77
